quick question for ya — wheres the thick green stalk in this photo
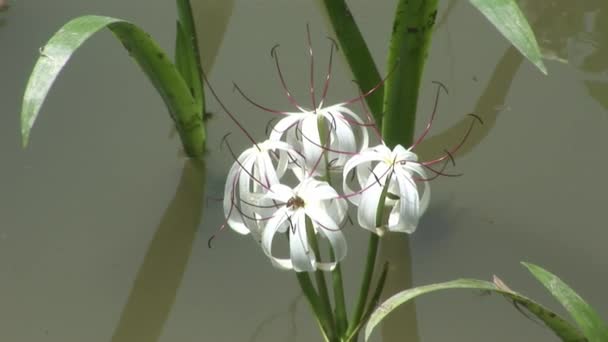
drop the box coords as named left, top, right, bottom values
left=382, top=0, right=438, bottom=148
left=319, top=0, right=383, bottom=125
left=306, top=218, right=336, bottom=340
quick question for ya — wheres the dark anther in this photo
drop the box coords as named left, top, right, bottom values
left=207, top=235, right=216, bottom=248
left=326, top=36, right=339, bottom=51
left=467, top=113, right=484, bottom=125
left=220, top=132, right=232, bottom=150
left=431, top=80, right=449, bottom=95
left=270, top=43, right=280, bottom=58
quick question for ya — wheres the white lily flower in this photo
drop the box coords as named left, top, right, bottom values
left=269, top=103, right=369, bottom=176
left=260, top=178, right=347, bottom=272
left=343, top=144, right=430, bottom=235
left=223, top=139, right=302, bottom=236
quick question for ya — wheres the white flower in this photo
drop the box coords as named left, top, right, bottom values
left=223, top=139, right=302, bottom=236
left=260, top=178, right=347, bottom=272
left=269, top=103, right=369, bottom=175
left=343, top=144, right=430, bottom=235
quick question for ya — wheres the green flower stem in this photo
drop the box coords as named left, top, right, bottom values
left=319, top=0, right=383, bottom=125
left=306, top=218, right=336, bottom=340
left=329, top=248, right=348, bottom=337
left=347, top=173, right=392, bottom=336
left=296, top=272, right=333, bottom=341
left=382, top=0, right=438, bottom=148
left=317, top=116, right=348, bottom=338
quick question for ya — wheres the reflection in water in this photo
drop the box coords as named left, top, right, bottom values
left=521, top=1, right=608, bottom=110
left=248, top=294, right=302, bottom=342
left=415, top=46, right=524, bottom=161
left=111, top=160, right=206, bottom=342
left=192, top=0, right=235, bottom=72
left=378, top=235, right=420, bottom=342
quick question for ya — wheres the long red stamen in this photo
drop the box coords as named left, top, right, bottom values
left=271, top=44, right=307, bottom=112
left=422, top=114, right=482, bottom=166
left=318, top=37, right=338, bottom=108
left=200, top=70, right=259, bottom=149
left=233, top=82, right=289, bottom=115
left=411, top=81, right=448, bottom=150
left=306, top=24, right=317, bottom=111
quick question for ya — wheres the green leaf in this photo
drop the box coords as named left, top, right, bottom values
left=175, top=0, right=205, bottom=112
left=524, top=262, right=608, bottom=342
left=469, top=0, right=547, bottom=74
left=365, top=278, right=585, bottom=342
left=319, top=0, right=383, bottom=125
left=21, top=15, right=205, bottom=157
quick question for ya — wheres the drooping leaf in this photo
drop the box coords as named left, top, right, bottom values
left=21, top=15, right=205, bottom=157
left=524, top=262, right=608, bottom=342
left=365, top=278, right=585, bottom=341
left=469, top=0, right=547, bottom=74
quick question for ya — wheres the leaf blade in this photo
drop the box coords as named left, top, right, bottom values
left=469, top=0, right=547, bottom=74
left=524, top=262, right=608, bottom=342
left=21, top=15, right=205, bottom=157
left=364, top=278, right=585, bottom=341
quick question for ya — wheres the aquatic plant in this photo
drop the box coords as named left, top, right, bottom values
left=21, top=0, right=207, bottom=158
left=365, top=263, right=608, bottom=342
left=20, top=1, right=605, bottom=342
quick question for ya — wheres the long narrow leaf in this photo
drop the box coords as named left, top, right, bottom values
left=175, top=0, right=205, bottom=111
left=365, top=278, right=585, bottom=342
left=469, top=0, right=547, bottom=74
left=22, top=15, right=205, bottom=157
left=319, top=0, right=383, bottom=125
left=524, top=263, right=608, bottom=342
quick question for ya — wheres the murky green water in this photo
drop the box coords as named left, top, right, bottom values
left=1, top=1, right=606, bottom=341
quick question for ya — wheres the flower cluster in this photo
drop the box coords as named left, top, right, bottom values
left=217, top=33, right=475, bottom=273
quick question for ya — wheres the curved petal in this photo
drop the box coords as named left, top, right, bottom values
left=265, top=183, right=293, bottom=203
left=356, top=173, right=385, bottom=232
left=261, top=208, right=294, bottom=270
left=389, top=169, right=420, bottom=233
left=316, top=228, right=347, bottom=271
left=269, top=114, right=304, bottom=141
left=300, top=114, right=323, bottom=173
left=290, top=211, right=315, bottom=272
left=305, top=203, right=339, bottom=231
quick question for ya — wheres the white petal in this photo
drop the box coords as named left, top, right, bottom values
left=269, top=114, right=304, bottom=141
left=305, top=204, right=339, bottom=231
left=316, top=228, right=347, bottom=271
left=388, top=169, right=420, bottom=233
left=356, top=174, right=385, bottom=232
left=290, top=211, right=315, bottom=272
left=265, top=184, right=294, bottom=203
left=261, top=208, right=293, bottom=270
left=300, top=115, right=323, bottom=172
